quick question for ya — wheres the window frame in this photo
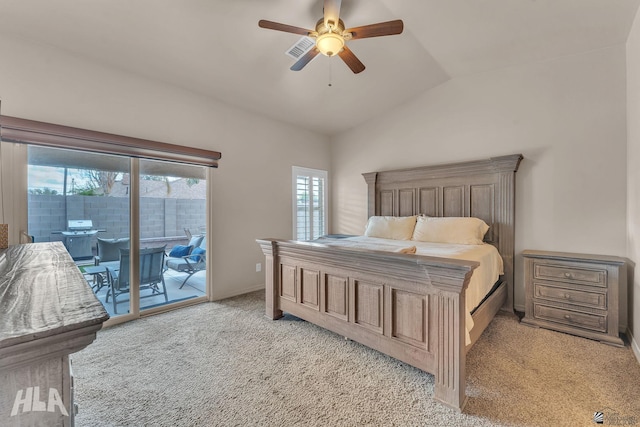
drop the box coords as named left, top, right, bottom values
left=292, top=166, right=328, bottom=241
left=3, top=115, right=219, bottom=326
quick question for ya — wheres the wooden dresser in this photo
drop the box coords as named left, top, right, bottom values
left=522, top=250, right=626, bottom=347
left=0, top=242, right=109, bottom=426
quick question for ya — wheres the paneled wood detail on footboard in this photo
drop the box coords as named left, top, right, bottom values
left=257, top=239, right=478, bottom=410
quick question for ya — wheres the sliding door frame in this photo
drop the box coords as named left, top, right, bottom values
left=1, top=115, right=219, bottom=326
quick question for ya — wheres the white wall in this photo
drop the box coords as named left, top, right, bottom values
left=627, top=6, right=640, bottom=360
left=0, top=35, right=331, bottom=300
left=331, top=46, right=628, bottom=313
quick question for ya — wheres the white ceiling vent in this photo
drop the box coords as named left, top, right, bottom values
left=285, top=36, right=315, bottom=60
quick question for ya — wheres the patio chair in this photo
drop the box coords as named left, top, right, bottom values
left=86, top=237, right=129, bottom=292
left=105, top=246, right=168, bottom=314
left=95, top=237, right=130, bottom=265
left=165, top=235, right=206, bottom=288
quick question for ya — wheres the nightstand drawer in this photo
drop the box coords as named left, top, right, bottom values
left=533, top=303, right=607, bottom=333
left=533, top=283, right=607, bottom=309
left=533, top=263, right=606, bottom=287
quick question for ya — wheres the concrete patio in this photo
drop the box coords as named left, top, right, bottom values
left=78, top=262, right=206, bottom=317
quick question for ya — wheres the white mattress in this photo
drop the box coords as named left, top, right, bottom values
left=315, top=236, right=504, bottom=344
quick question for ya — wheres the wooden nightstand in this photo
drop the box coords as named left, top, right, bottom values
left=522, top=250, right=627, bottom=347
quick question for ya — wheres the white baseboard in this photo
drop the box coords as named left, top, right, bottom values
left=628, top=328, right=640, bottom=364
left=211, top=284, right=264, bottom=301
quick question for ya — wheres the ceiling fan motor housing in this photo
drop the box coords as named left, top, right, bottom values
left=314, top=18, right=350, bottom=56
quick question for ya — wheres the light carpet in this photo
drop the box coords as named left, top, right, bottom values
left=72, top=290, right=640, bottom=426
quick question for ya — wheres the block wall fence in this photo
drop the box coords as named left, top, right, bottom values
left=28, top=195, right=206, bottom=250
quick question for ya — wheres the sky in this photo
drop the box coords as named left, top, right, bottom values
left=28, top=166, right=90, bottom=194
left=28, top=165, right=182, bottom=194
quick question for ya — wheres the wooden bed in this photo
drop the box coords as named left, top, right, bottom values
left=257, top=154, right=522, bottom=411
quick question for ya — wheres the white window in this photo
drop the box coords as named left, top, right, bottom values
left=292, top=166, right=327, bottom=240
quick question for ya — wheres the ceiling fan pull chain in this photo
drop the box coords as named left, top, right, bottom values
left=328, top=59, right=333, bottom=87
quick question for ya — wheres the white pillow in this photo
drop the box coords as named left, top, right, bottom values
left=364, top=216, right=417, bottom=240
left=412, top=216, right=489, bottom=245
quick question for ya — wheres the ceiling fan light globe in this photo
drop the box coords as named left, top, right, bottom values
left=316, top=32, right=344, bottom=57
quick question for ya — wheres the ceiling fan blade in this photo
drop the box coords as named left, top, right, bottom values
left=258, top=20, right=313, bottom=36
left=323, top=0, right=342, bottom=28
left=346, top=20, right=404, bottom=40
left=291, top=48, right=321, bottom=71
left=338, top=46, right=365, bottom=74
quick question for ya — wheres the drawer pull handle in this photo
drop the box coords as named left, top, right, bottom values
left=564, top=272, right=573, bottom=279
left=564, top=314, right=572, bottom=320
left=564, top=293, right=571, bottom=299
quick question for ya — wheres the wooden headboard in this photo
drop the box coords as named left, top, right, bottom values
left=362, top=154, right=523, bottom=311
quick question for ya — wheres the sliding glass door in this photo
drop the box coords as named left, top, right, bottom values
left=27, top=146, right=131, bottom=317
left=138, top=159, right=207, bottom=311
left=27, top=146, right=209, bottom=319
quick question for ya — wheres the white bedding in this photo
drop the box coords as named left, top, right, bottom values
left=314, top=236, right=504, bottom=344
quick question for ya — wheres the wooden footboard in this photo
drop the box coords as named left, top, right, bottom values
left=257, top=238, right=479, bottom=411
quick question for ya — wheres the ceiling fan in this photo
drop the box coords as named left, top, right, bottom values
left=258, top=0, right=403, bottom=74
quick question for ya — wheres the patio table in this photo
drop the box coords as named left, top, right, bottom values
left=83, top=261, right=119, bottom=292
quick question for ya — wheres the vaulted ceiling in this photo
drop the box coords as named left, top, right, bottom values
left=0, top=0, right=638, bottom=136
